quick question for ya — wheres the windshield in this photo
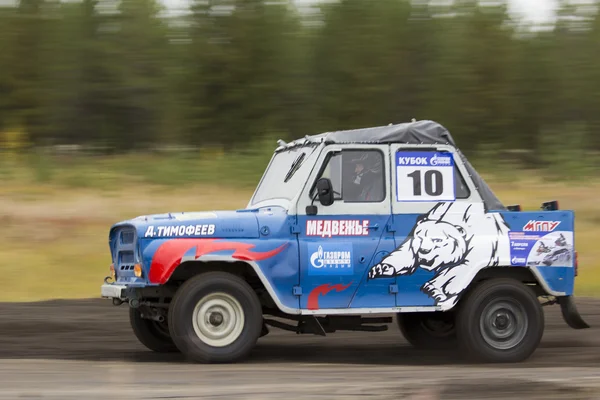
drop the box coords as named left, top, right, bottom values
left=250, top=144, right=320, bottom=207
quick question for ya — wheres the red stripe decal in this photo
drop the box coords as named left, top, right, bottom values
left=148, top=239, right=288, bottom=284
left=307, top=282, right=352, bottom=310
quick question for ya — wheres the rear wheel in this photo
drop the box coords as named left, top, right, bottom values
left=168, top=272, right=263, bottom=363
left=129, top=307, right=178, bottom=353
left=456, top=278, right=544, bottom=363
left=397, top=311, right=456, bottom=349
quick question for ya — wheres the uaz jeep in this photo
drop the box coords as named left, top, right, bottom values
left=101, top=120, right=589, bottom=363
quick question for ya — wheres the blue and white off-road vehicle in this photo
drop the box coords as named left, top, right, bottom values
left=101, top=120, right=589, bottom=364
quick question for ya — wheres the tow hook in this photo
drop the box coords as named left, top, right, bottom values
left=141, top=313, right=165, bottom=323
left=112, top=298, right=124, bottom=306
left=139, top=306, right=166, bottom=323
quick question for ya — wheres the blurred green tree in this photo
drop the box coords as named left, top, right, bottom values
left=184, top=0, right=304, bottom=150
left=0, top=0, right=598, bottom=167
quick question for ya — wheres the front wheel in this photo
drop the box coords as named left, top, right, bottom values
left=456, top=278, right=544, bottom=363
left=168, top=272, right=263, bottom=363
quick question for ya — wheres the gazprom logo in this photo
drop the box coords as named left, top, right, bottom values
left=310, top=245, right=325, bottom=268
left=308, top=243, right=353, bottom=275
left=430, top=153, right=452, bottom=166
left=512, top=256, right=526, bottom=265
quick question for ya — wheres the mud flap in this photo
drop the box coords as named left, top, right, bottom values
left=557, top=296, right=590, bottom=329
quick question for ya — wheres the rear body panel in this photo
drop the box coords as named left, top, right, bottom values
left=500, top=210, right=575, bottom=295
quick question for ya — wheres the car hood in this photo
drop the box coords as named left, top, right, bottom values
left=111, top=210, right=264, bottom=240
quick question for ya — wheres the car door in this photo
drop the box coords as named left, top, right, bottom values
left=295, top=144, right=397, bottom=312
left=379, top=144, right=480, bottom=307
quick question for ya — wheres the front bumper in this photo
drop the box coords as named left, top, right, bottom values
left=101, top=283, right=127, bottom=299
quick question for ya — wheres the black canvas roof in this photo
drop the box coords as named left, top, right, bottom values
left=306, top=120, right=457, bottom=146
left=302, top=120, right=506, bottom=211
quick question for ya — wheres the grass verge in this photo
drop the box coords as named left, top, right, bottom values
left=0, top=154, right=598, bottom=302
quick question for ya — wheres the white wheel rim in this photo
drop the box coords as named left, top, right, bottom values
left=192, top=292, right=245, bottom=347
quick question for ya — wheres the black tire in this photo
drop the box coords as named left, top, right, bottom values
left=168, top=272, right=263, bottom=363
left=397, top=311, right=457, bottom=349
left=456, top=278, right=544, bottom=363
left=129, top=307, right=178, bottom=353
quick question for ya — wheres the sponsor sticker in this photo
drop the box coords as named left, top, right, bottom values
left=429, top=153, right=453, bottom=166
left=523, top=220, right=561, bottom=232
left=509, top=231, right=573, bottom=267
left=395, top=151, right=455, bottom=202
left=308, top=243, right=353, bottom=276
left=144, top=224, right=216, bottom=238
left=511, top=256, right=527, bottom=265
left=172, top=212, right=218, bottom=221
left=509, top=231, right=544, bottom=266
left=306, top=220, right=369, bottom=237
left=396, top=152, right=453, bottom=167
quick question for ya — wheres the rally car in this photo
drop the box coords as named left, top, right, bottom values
left=101, top=119, right=589, bottom=364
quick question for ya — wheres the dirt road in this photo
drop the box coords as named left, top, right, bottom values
left=0, top=298, right=599, bottom=399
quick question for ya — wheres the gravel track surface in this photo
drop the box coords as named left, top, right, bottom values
left=0, top=298, right=598, bottom=399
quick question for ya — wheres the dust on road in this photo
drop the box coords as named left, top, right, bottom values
left=0, top=298, right=598, bottom=399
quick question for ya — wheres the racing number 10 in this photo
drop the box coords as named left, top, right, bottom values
left=395, top=151, right=455, bottom=202
left=407, top=170, right=443, bottom=196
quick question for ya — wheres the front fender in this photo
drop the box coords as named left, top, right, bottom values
left=142, top=238, right=301, bottom=314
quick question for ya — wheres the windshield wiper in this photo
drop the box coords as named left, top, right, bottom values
left=284, top=152, right=306, bottom=183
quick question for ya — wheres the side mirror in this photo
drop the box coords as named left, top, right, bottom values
left=316, top=177, right=334, bottom=206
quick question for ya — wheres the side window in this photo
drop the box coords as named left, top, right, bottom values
left=316, top=152, right=343, bottom=200
left=395, top=150, right=470, bottom=202
left=313, top=150, right=386, bottom=203
left=454, top=165, right=471, bottom=199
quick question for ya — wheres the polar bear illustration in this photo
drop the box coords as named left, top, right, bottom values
left=368, top=202, right=511, bottom=307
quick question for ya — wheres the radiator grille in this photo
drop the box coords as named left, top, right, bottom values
left=115, top=228, right=137, bottom=278
left=121, top=230, right=134, bottom=244
left=119, top=251, right=135, bottom=265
